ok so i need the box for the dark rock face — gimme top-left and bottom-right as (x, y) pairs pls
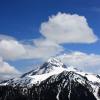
(98, 87), (100, 97)
(0, 71), (97, 100)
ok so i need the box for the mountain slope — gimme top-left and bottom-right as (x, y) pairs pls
(0, 57), (100, 100)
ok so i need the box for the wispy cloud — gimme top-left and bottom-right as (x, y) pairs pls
(91, 7), (100, 13)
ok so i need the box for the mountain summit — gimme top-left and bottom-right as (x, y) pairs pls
(0, 57), (100, 100)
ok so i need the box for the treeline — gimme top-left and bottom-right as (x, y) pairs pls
(0, 78), (97, 100)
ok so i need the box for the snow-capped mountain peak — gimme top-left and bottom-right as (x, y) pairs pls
(27, 57), (66, 75)
(47, 57), (64, 67)
(0, 56), (100, 100)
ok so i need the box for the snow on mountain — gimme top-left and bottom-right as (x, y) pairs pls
(0, 56), (100, 86)
(0, 56), (100, 100)
(0, 57), (66, 87)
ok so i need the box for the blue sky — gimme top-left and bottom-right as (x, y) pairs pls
(0, 0), (100, 77)
(0, 0), (100, 40)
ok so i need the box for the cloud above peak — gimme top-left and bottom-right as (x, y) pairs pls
(0, 12), (98, 61)
(40, 12), (98, 44)
(58, 51), (100, 73)
(0, 36), (64, 61)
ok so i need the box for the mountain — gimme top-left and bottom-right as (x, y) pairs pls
(0, 57), (100, 100)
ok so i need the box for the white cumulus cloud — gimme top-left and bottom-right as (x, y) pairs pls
(0, 39), (26, 60)
(23, 39), (64, 60)
(0, 13), (98, 61)
(0, 35), (64, 60)
(0, 57), (20, 74)
(40, 12), (98, 44)
(58, 51), (100, 73)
